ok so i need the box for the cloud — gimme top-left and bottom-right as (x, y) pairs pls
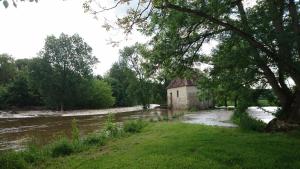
(0, 0), (143, 75)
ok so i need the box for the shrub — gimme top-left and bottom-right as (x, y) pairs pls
(83, 133), (106, 146)
(124, 119), (147, 133)
(21, 145), (43, 165)
(0, 151), (28, 169)
(51, 138), (74, 157)
(71, 118), (80, 143)
(233, 111), (266, 132)
(103, 113), (122, 137)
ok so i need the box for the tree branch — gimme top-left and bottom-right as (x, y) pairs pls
(161, 1), (278, 62)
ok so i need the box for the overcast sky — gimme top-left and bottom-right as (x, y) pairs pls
(0, 0), (148, 75)
(0, 0), (225, 75)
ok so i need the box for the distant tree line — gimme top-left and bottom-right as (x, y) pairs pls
(0, 34), (167, 110)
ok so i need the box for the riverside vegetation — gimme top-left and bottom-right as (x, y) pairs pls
(0, 114), (148, 169)
(1, 113), (300, 169)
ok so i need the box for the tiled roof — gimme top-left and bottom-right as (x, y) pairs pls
(167, 78), (197, 89)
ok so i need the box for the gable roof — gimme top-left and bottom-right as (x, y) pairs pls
(167, 78), (197, 89)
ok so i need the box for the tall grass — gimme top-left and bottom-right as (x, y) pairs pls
(124, 119), (147, 133)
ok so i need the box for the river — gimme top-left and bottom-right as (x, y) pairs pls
(0, 106), (276, 151)
(0, 106), (172, 151)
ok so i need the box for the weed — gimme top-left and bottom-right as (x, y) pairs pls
(124, 119), (147, 133)
(51, 137), (74, 157)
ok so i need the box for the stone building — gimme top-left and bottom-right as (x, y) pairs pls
(167, 78), (213, 110)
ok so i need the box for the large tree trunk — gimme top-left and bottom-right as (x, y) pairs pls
(266, 91), (300, 131)
(234, 96), (238, 108)
(224, 96), (228, 108)
(279, 90), (300, 123)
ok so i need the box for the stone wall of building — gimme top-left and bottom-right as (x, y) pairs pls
(167, 86), (213, 110)
(167, 86), (188, 109)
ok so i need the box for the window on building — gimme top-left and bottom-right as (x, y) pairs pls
(177, 90), (179, 97)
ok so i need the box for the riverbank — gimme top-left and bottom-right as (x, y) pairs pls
(28, 122), (300, 169)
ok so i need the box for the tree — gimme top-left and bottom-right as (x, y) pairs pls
(0, 54), (16, 85)
(105, 62), (139, 107)
(119, 43), (153, 108)
(5, 73), (41, 107)
(5, 58), (42, 107)
(30, 33), (98, 110)
(87, 0), (300, 124)
(85, 79), (115, 108)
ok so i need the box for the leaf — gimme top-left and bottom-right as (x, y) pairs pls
(12, 0), (17, 7)
(3, 0), (8, 8)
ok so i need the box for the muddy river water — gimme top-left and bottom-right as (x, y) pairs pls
(0, 106), (276, 151)
(0, 106), (175, 151)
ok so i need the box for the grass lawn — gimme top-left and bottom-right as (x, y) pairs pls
(37, 122), (300, 169)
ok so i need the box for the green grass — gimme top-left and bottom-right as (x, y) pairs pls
(36, 122), (300, 169)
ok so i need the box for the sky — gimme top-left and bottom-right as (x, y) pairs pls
(0, 0), (229, 75)
(0, 0), (148, 75)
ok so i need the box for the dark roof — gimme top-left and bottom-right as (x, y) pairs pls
(167, 78), (197, 89)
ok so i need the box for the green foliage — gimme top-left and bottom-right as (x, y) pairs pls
(85, 80), (115, 108)
(124, 119), (147, 133)
(20, 145), (44, 165)
(103, 113), (121, 137)
(0, 85), (8, 109)
(71, 119), (80, 143)
(29, 33), (98, 110)
(83, 133), (106, 146)
(0, 54), (16, 84)
(105, 45), (167, 108)
(50, 138), (74, 157)
(0, 151), (28, 169)
(105, 62), (138, 106)
(233, 111), (266, 132)
(6, 73), (41, 107)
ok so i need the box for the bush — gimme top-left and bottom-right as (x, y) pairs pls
(51, 138), (74, 157)
(83, 133), (106, 146)
(124, 119), (147, 133)
(21, 145), (43, 165)
(71, 119), (80, 143)
(0, 151), (28, 169)
(233, 111), (266, 132)
(103, 113), (122, 137)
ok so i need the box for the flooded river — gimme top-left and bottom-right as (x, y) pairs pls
(0, 107), (172, 151)
(0, 106), (276, 151)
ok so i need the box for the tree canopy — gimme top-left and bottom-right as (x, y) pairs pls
(87, 0), (300, 123)
(30, 33), (98, 110)
(0, 33), (116, 110)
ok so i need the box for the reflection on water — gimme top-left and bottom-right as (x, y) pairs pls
(0, 108), (172, 151)
(182, 109), (237, 127)
(247, 106), (277, 123)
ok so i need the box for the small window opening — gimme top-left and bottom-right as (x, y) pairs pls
(177, 90), (179, 97)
